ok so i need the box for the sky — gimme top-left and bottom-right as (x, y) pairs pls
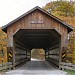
(0, 0), (53, 27)
(0, 0), (73, 27)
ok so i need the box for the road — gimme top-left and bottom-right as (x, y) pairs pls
(2, 59), (67, 75)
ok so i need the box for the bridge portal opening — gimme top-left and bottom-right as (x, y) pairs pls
(31, 49), (45, 61)
(13, 29), (61, 68)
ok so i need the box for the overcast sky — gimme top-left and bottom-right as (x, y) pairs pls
(0, 0), (73, 27)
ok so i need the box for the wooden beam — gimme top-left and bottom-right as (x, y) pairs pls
(59, 37), (61, 65)
(14, 37), (29, 49)
(12, 38), (16, 69)
(49, 44), (59, 50)
(50, 38), (60, 47)
(15, 54), (27, 55)
(15, 44), (26, 51)
(48, 54), (59, 56)
(49, 46), (59, 51)
(13, 29), (20, 36)
(50, 30), (59, 39)
(45, 38), (60, 50)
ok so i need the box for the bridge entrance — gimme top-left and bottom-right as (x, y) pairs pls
(2, 6), (73, 69)
(13, 29), (61, 68)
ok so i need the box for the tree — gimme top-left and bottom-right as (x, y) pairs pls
(43, 1), (60, 13)
(43, 1), (75, 17)
(57, 1), (75, 16)
(0, 28), (7, 64)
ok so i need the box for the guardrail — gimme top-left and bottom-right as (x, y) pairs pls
(59, 62), (75, 70)
(0, 62), (12, 72)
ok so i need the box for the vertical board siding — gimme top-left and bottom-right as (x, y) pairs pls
(7, 10), (68, 48)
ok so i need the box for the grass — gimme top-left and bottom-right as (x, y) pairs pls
(65, 70), (75, 75)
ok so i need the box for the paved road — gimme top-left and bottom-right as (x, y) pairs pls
(3, 60), (67, 75)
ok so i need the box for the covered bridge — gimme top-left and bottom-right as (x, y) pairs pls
(2, 6), (73, 69)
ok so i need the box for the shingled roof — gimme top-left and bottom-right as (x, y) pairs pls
(2, 6), (73, 33)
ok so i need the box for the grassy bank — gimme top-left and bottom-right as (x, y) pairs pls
(65, 70), (75, 75)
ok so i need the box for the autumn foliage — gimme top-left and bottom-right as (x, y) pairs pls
(0, 28), (7, 64)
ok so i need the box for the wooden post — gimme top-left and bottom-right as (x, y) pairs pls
(29, 50), (31, 61)
(12, 38), (16, 69)
(48, 50), (49, 59)
(26, 49), (27, 59)
(59, 38), (62, 69)
(45, 50), (46, 60)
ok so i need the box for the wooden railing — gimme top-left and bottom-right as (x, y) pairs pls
(59, 62), (75, 70)
(0, 62), (12, 72)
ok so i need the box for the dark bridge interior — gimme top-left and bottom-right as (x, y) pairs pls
(13, 29), (61, 67)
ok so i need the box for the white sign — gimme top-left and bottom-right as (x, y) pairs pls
(30, 20), (44, 24)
